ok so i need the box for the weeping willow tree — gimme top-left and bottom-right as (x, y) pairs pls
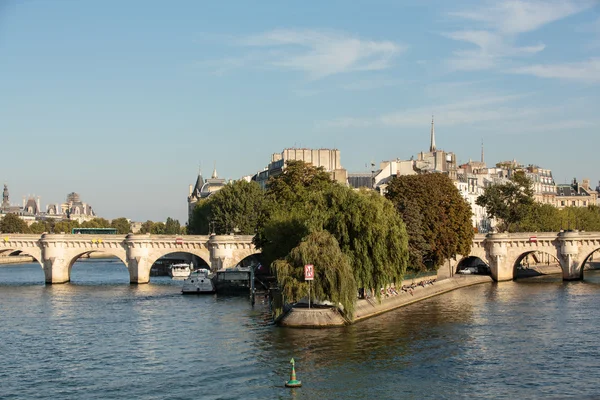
(273, 230), (357, 319)
(324, 186), (409, 298)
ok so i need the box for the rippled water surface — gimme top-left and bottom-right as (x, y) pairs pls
(2, 260), (600, 399)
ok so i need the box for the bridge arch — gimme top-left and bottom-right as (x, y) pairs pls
(581, 247), (600, 278)
(146, 248), (212, 271)
(511, 250), (562, 279)
(65, 250), (129, 282)
(456, 256), (490, 275)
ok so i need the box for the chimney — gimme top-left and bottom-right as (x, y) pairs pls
(189, 184), (193, 196)
(582, 179), (590, 190)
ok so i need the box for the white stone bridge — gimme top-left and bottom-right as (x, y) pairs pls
(0, 234), (257, 284)
(2, 231), (599, 284)
(455, 231), (600, 281)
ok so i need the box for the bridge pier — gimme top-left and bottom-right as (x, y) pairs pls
(487, 234), (514, 281)
(559, 232), (584, 281)
(43, 257), (70, 284)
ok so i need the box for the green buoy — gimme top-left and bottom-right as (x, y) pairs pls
(285, 358), (302, 388)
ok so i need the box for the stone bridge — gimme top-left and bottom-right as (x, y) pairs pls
(0, 234), (257, 284)
(453, 231), (600, 281)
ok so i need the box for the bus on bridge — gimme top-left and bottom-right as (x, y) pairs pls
(71, 227), (118, 235)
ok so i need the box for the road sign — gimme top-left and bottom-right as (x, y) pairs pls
(529, 236), (537, 243)
(175, 237), (183, 245)
(304, 264), (314, 280)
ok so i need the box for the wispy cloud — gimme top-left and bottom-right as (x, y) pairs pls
(509, 58), (600, 83)
(445, 0), (594, 71)
(323, 93), (533, 128)
(340, 77), (408, 91)
(237, 29), (406, 79)
(450, 0), (594, 34)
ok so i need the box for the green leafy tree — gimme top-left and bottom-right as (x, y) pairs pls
(151, 222), (166, 234)
(257, 161), (409, 301)
(476, 172), (534, 232)
(520, 203), (561, 232)
(386, 173), (474, 271)
(273, 230), (357, 319)
(188, 198), (213, 234)
(28, 221), (48, 234)
(110, 217), (131, 234)
(139, 220), (155, 234)
(55, 220), (80, 233)
(164, 217), (181, 234)
(324, 186), (409, 294)
(0, 213), (30, 233)
(189, 180), (267, 235)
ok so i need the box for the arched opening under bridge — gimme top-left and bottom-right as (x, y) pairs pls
(456, 256), (490, 276)
(150, 251), (210, 280)
(581, 248), (600, 279)
(0, 250), (44, 284)
(69, 251), (129, 284)
(513, 251), (562, 279)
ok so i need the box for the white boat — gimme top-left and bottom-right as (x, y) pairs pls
(182, 269), (215, 294)
(169, 263), (192, 278)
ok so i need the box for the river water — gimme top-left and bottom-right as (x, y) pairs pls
(1, 259), (600, 399)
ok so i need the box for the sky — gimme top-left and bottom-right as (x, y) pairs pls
(1, 0), (599, 224)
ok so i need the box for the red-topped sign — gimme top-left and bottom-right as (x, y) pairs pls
(304, 264), (314, 281)
(175, 237), (184, 245)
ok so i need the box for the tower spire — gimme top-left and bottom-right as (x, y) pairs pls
(212, 161), (218, 179)
(481, 139), (485, 164)
(430, 115), (436, 152)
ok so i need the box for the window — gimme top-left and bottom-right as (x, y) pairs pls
(572, 201), (576, 206)
(561, 201), (565, 206)
(583, 201), (587, 206)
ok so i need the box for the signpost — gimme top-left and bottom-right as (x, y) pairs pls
(304, 264), (314, 309)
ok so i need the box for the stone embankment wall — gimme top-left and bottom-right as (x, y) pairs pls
(278, 275), (493, 328)
(0, 255), (34, 265)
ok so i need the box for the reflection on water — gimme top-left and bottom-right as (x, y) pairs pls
(1, 262), (600, 399)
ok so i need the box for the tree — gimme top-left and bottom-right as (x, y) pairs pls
(110, 217), (131, 234)
(265, 160), (333, 205)
(519, 203), (561, 232)
(476, 172), (534, 232)
(164, 217), (181, 235)
(28, 221), (48, 234)
(256, 161), (409, 300)
(139, 220), (155, 234)
(151, 222), (166, 234)
(0, 213), (30, 233)
(209, 180), (266, 235)
(323, 186), (409, 294)
(54, 220), (80, 234)
(386, 173), (474, 271)
(272, 230), (357, 319)
(188, 198), (213, 235)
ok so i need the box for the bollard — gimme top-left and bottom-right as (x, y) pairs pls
(285, 358), (302, 388)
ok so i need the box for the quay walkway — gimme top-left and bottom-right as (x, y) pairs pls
(278, 275), (493, 328)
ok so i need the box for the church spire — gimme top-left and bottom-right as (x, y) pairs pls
(430, 115), (436, 152)
(212, 161), (218, 179)
(481, 139), (485, 164)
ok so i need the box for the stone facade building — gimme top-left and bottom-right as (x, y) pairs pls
(187, 166), (226, 223)
(253, 148), (348, 189)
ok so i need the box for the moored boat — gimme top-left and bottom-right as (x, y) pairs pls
(182, 269), (215, 294)
(169, 263), (192, 278)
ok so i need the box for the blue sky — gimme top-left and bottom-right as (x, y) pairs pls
(1, 0), (599, 223)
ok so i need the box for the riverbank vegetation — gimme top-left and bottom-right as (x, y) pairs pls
(189, 161), (476, 318)
(385, 173), (474, 271)
(1, 216), (184, 235)
(476, 173), (600, 232)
